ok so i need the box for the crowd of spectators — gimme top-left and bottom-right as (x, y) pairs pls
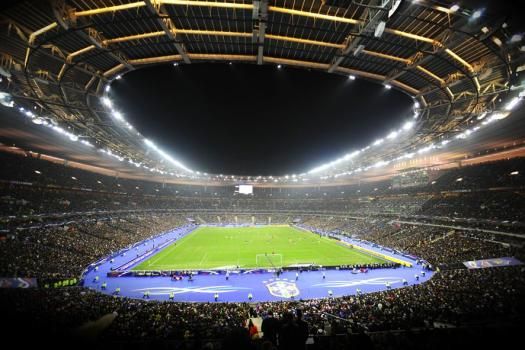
(4, 210), (519, 279)
(1, 151), (524, 347)
(0, 213), (188, 279)
(297, 218), (521, 269)
(2, 265), (523, 348)
(1, 152), (524, 227)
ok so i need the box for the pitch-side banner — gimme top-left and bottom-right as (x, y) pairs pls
(0, 278), (38, 288)
(463, 257), (523, 269)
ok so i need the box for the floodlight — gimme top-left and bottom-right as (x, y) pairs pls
(101, 97), (112, 107)
(471, 9), (483, 20)
(374, 21), (386, 38)
(403, 121), (415, 130)
(387, 131), (398, 139)
(373, 138), (384, 146)
(113, 111), (124, 121)
(510, 34), (523, 43)
(505, 97), (521, 110)
(0, 92), (14, 107)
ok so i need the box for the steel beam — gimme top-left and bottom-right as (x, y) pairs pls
(253, 0), (268, 65)
(144, 0), (190, 64)
(328, 0), (392, 73)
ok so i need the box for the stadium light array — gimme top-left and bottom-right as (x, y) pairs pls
(306, 88), (524, 182)
(99, 94), (199, 177)
(143, 139), (193, 173)
(309, 115), (417, 174)
(13, 71), (524, 184)
(12, 100), (164, 172)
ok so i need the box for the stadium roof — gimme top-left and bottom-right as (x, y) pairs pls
(0, 0), (524, 185)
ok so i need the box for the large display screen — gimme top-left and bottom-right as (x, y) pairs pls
(238, 185), (253, 195)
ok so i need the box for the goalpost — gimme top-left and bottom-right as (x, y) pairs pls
(255, 254), (283, 268)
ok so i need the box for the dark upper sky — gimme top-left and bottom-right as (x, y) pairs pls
(110, 63), (414, 176)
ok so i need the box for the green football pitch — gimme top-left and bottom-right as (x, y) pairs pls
(133, 225), (388, 270)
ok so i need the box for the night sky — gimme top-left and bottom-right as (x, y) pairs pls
(111, 63), (413, 175)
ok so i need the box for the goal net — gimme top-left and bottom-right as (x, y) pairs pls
(255, 254), (283, 268)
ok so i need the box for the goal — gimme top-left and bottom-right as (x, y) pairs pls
(255, 253), (283, 268)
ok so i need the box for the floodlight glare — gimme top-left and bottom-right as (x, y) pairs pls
(143, 138), (192, 173)
(0, 92), (14, 107)
(387, 131), (398, 140)
(101, 97), (112, 108)
(510, 34), (523, 43)
(403, 121), (415, 130)
(373, 138), (384, 146)
(505, 97), (521, 110)
(471, 9), (483, 20)
(112, 111), (124, 121)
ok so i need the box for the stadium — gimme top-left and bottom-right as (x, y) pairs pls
(0, 0), (524, 349)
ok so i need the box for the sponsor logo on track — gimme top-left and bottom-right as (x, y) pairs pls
(131, 285), (249, 295)
(312, 277), (402, 288)
(264, 278), (300, 298)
